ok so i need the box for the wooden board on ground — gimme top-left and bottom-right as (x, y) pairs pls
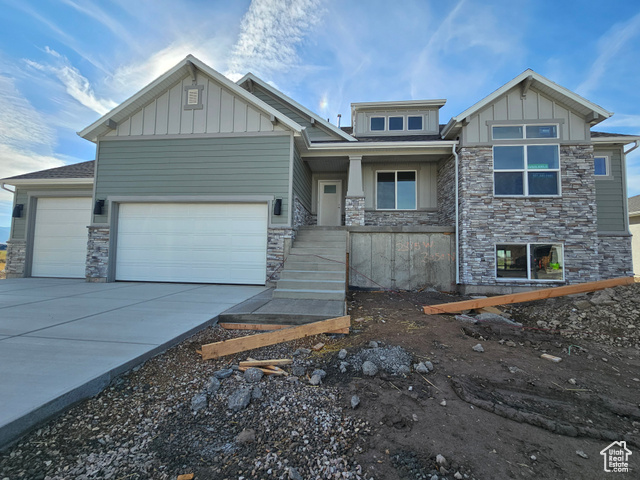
(219, 323), (349, 334)
(423, 277), (635, 315)
(200, 316), (350, 360)
(239, 359), (292, 367)
(476, 306), (504, 315)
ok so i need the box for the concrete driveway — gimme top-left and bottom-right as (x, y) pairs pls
(0, 278), (267, 449)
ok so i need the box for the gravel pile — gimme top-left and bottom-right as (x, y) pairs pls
(508, 284), (640, 349)
(349, 343), (413, 375)
(0, 327), (372, 480)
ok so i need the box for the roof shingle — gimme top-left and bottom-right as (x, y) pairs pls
(2, 160), (95, 181)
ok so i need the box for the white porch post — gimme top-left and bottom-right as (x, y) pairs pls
(346, 155), (365, 226)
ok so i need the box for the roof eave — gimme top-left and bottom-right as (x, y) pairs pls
(592, 136), (640, 144)
(0, 178), (94, 186)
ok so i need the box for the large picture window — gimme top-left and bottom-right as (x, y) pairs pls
(496, 243), (564, 281)
(493, 145), (560, 196)
(376, 171), (416, 210)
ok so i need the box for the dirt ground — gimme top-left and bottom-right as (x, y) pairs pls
(0, 285), (638, 479)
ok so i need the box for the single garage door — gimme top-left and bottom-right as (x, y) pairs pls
(116, 203), (268, 284)
(32, 197), (92, 278)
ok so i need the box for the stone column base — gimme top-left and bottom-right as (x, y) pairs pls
(86, 226), (110, 281)
(5, 240), (27, 277)
(345, 196), (365, 226)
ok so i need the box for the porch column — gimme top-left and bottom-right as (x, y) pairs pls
(345, 155), (365, 226)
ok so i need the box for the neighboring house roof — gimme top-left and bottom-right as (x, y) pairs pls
(442, 69), (613, 139)
(591, 131), (640, 144)
(629, 194), (640, 216)
(1, 161), (95, 184)
(78, 55), (305, 142)
(237, 73), (356, 142)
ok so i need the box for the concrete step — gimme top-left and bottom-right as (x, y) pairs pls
(280, 270), (345, 281)
(295, 231), (347, 240)
(298, 226), (347, 231)
(272, 289), (345, 301)
(283, 261), (345, 272)
(291, 240), (347, 248)
(276, 278), (345, 291)
(284, 254), (345, 265)
(289, 247), (346, 257)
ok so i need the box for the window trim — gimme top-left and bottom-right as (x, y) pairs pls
(375, 170), (418, 210)
(594, 155), (612, 179)
(493, 144), (562, 197)
(388, 116), (404, 131)
(491, 123), (560, 140)
(495, 243), (565, 282)
(370, 116), (385, 131)
(367, 114), (427, 134)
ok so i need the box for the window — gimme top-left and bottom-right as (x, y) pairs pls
(496, 243), (563, 281)
(408, 116), (423, 130)
(376, 171), (416, 210)
(371, 117), (385, 131)
(493, 145), (560, 196)
(594, 156), (609, 176)
(389, 116), (403, 130)
(492, 124), (558, 140)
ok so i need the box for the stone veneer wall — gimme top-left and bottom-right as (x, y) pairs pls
(5, 240), (26, 278)
(365, 210), (439, 226)
(293, 196), (314, 228)
(437, 155), (456, 226)
(345, 196), (365, 226)
(458, 145), (600, 287)
(86, 226), (110, 282)
(267, 227), (294, 283)
(597, 235), (634, 279)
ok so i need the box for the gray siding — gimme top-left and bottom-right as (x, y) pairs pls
(292, 146), (312, 210)
(463, 86), (588, 145)
(595, 146), (626, 232)
(10, 185), (92, 240)
(250, 88), (339, 142)
(94, 135), (292, 224)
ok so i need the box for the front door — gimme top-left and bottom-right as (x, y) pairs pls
(318, 180), (342, 226)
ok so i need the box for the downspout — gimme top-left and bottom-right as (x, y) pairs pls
(624, 140), (639, 155)
(452, 143), (460, 285)
(1, 183), (15, 194)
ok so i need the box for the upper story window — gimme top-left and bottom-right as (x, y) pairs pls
(594, 155), (610, 177)
(371, 117), (385, 131)
(493, 145), (560, 196)
(492, 124), (558, 140)
(376, 171), (416, 210)
(369, 114), (425, 134)
(389, 116), (403, 130)
(408, 116), (423, 130)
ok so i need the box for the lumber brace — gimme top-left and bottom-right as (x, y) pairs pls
(423, 277), (634, 315)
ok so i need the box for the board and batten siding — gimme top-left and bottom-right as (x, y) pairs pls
(10, 185), (92, 241)
(104, 72), (286, 138)
(362, 162), (438, 210)
(94, 136), (292, 225)
(250, 88), (338, 142)
(595, 146), (626, 232)
(462, 86), (588, 145)
(292, 147), (312, 211)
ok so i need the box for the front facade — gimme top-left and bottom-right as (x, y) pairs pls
(2, 56), (636, 293)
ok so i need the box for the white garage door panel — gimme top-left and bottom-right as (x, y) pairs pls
(32, 197), (91, 278)
(116, 203), (268, 284)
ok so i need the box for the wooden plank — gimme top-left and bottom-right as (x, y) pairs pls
(219, 323), (348, 334)
(238, 366), (286, 376)
(423, 277), (634, 314)
(476, 306), (503, 315)
(201, 316), (350, 360)
(239, 359), (292, 367)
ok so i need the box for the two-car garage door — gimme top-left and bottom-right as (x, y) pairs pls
(115, 203), (268, 284)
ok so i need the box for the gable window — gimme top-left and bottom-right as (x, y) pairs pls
(371, 117), (385, 131)
(376, 171), (416, 210)
(408, 116), (423, 130)
(594, 156), (610, 176)
(496, 243), (564, 281)
(492, 124), (558, 140)
(494, 145), (560, 196)
(389, 116), (403, 130)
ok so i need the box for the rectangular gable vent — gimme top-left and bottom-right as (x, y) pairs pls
(184, 85), (204, 110)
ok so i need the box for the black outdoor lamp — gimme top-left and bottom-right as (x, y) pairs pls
(273, 198), (282, 215)
(12, 204), (23, 218)
(93, 199), (105, 215)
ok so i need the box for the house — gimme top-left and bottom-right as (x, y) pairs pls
(2, 55), (637, 295)
(630, 194), (640, 275)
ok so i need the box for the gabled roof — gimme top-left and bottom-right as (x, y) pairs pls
(1, 160), (95, 185)
(236, 73), (356, 142)
(78, 55), (304, 142)
(629, 194), (640, 216)
(442, 69), (613, 139)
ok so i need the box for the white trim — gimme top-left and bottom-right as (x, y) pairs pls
(594, 154), (612, 178)
(236, 73), (356, 142)
(493, 144), (561, 197)
(495, 242), (565, 282)
(352, 99), (446, 110)
(374, 170), (417, 210)
(592, 136), (640, 144)
(491, 123), (560, 141)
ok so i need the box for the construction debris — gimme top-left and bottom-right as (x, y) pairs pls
(177, 474), (194, 480)
(238, 359), (292, 368)
(541, 354), (562, 363)
(312, 342), (325, 351)
(423, 277), (634, 314)
(199, 316), (350, 360)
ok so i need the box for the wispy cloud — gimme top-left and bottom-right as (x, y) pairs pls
(577, 12), (640, 96)
(225, 0), (325, 81)
(24, 48), (118, 115)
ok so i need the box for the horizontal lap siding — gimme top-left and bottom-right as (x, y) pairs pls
(595, 147), (625, 232)
(292, 147), (312, 210)
(95, 136), (291, 224)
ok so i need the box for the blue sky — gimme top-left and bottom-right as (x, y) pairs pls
(1, 0), (640, 235)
